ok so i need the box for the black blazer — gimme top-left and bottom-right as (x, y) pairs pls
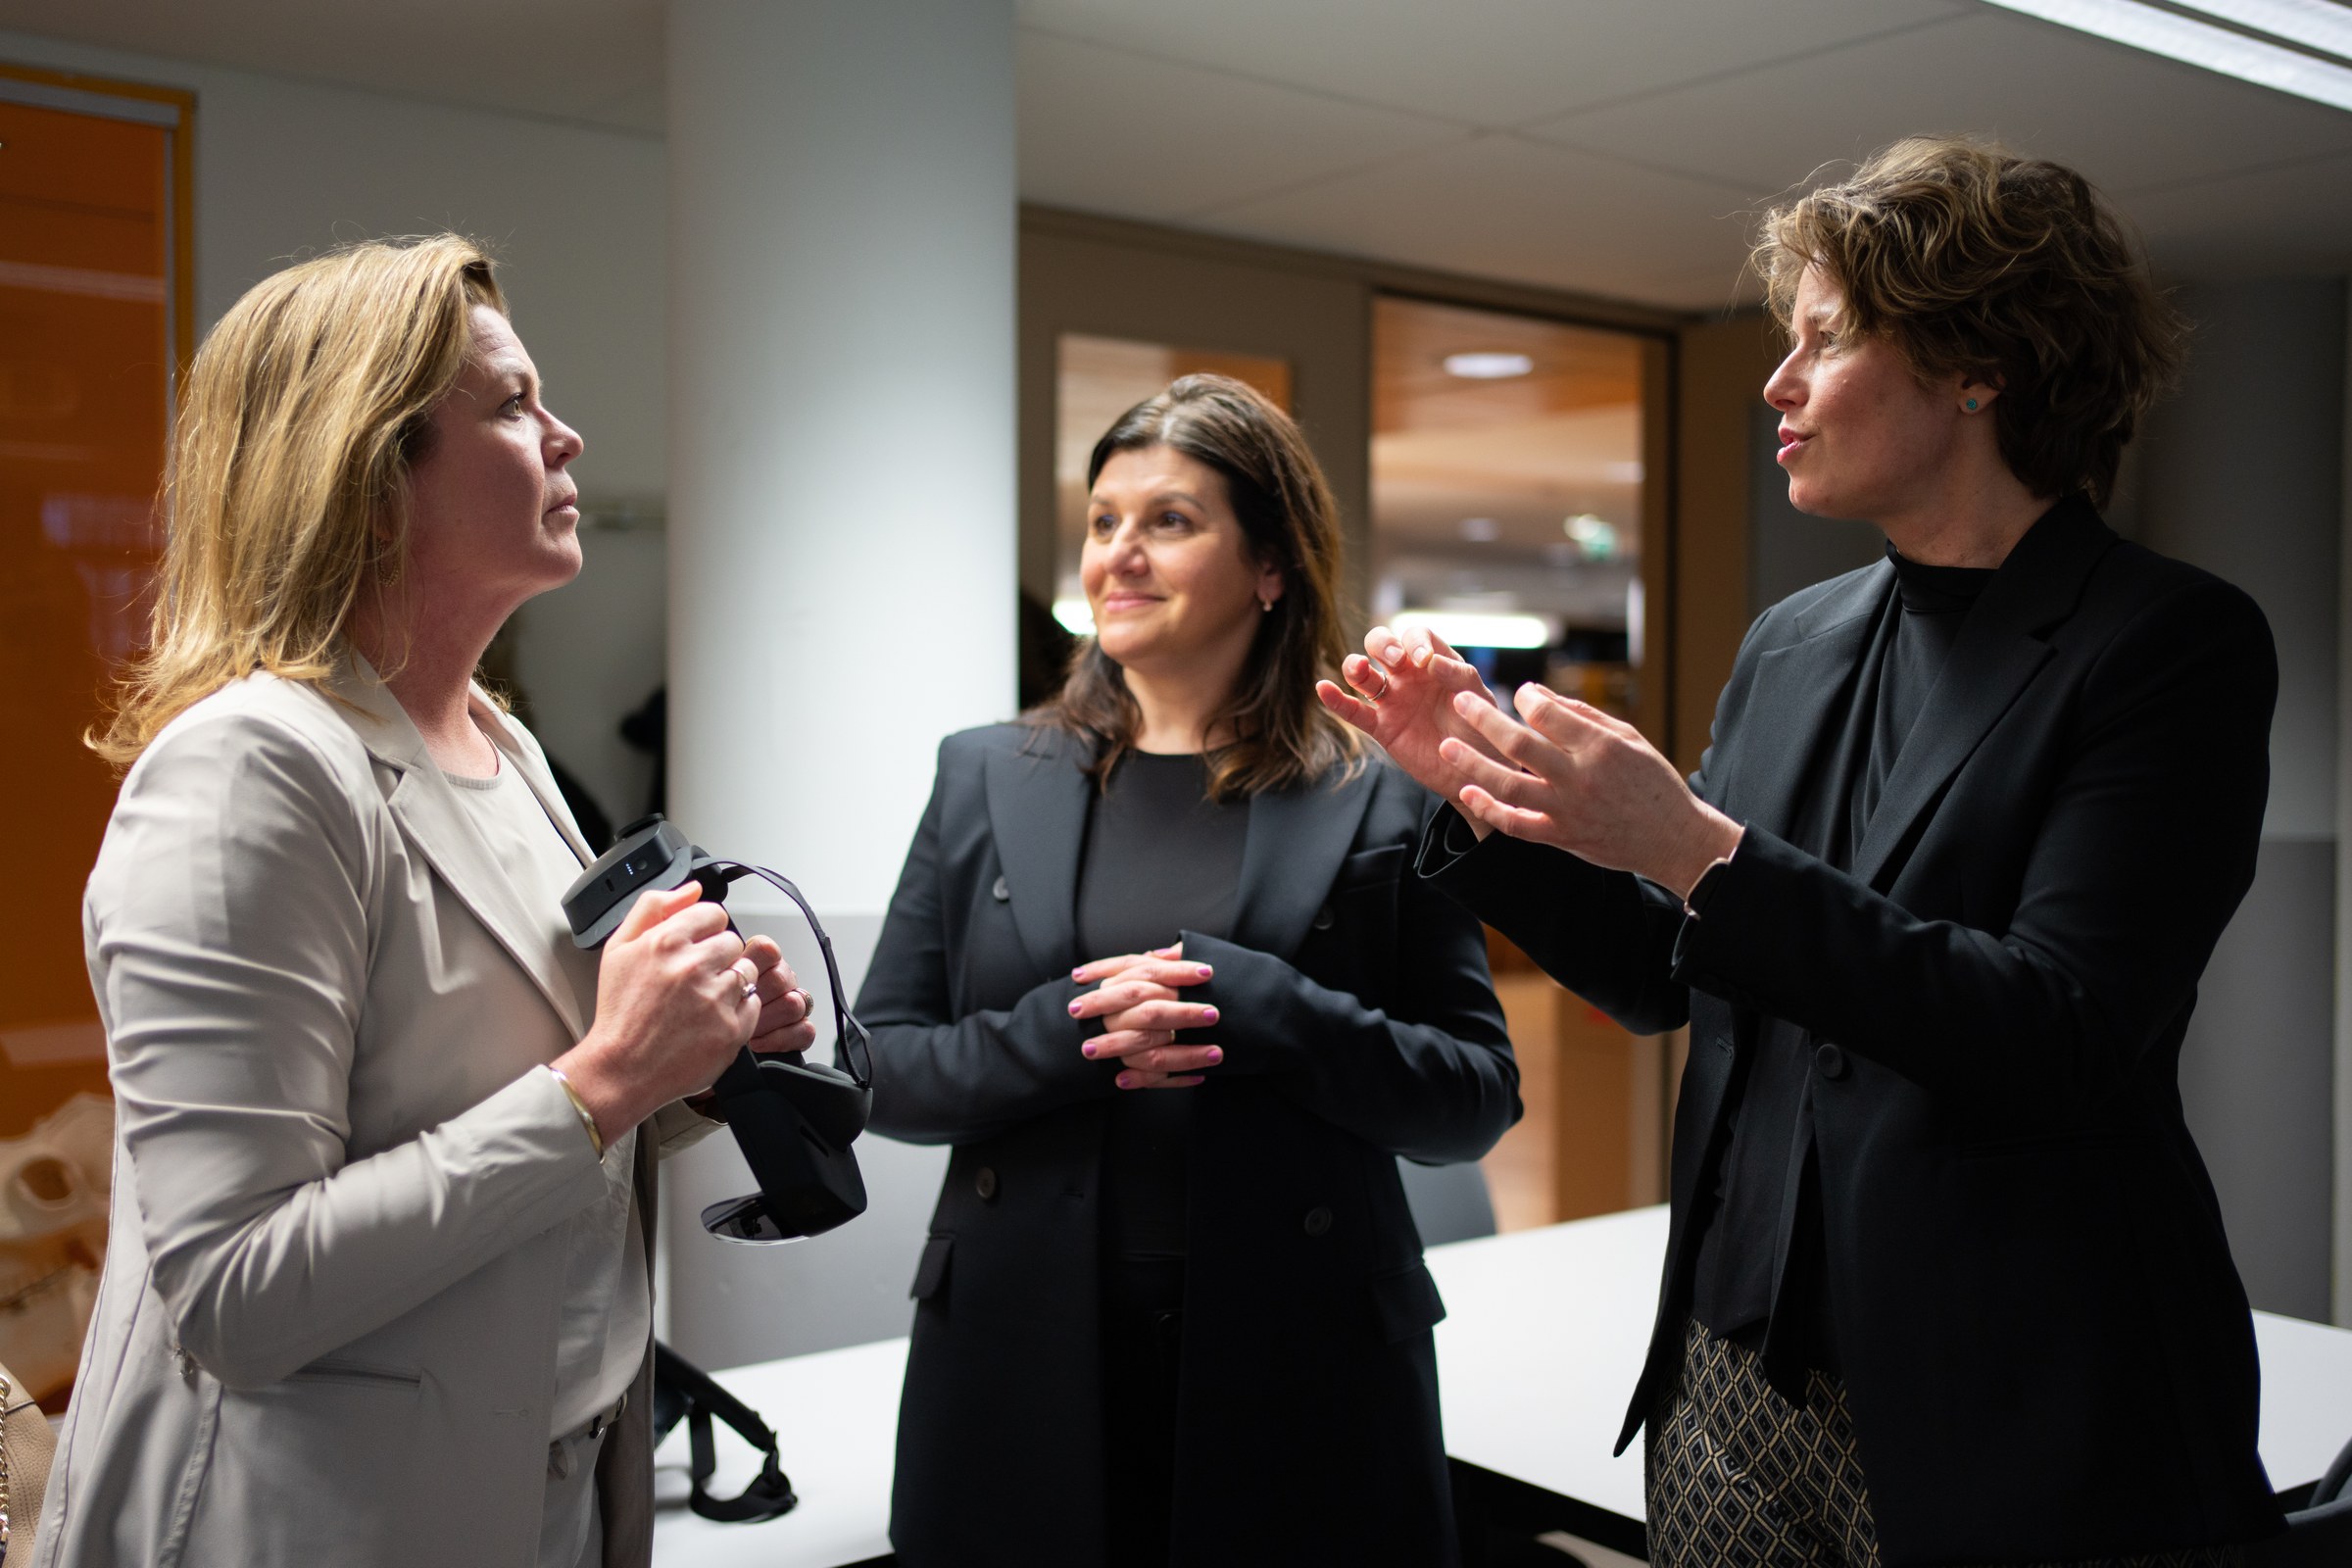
(859, 722), (1517, 1568)
(1426, 501), (2282, 1564)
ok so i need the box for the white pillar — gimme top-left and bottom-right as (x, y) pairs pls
(663, 0), (1015, 1367)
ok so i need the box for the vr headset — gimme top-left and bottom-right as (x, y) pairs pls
(562, 814), (872, 1244)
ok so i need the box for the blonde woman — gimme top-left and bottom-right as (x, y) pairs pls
(33, 237), (819, 1568)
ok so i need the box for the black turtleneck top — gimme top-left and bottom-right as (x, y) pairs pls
(1687, 545), (1996, 1362)
(1074, 751), (1250, 1262)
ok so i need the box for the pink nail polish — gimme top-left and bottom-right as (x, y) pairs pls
(1068, 1001), (1083, 1016)
(1201, 1006), (1219, 1023)
(1083, 1042), (1097, 1057)
(1196, 964), (1213, 979)
(1207, 1047), (1223, 1063)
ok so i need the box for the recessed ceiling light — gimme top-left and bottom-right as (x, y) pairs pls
(1443, 351), (1535, 380)
(1459, 515), (1499, 541)
(1564, 514), (1619, 561)
(1980, 0), (2352, 111)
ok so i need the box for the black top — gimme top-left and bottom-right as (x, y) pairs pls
(1075, 751), (1250, 1260)
(1688, 545), (1993, 1357)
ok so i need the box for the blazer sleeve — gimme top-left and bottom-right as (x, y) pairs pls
(858, 756), (1099, 1146)
(1671, 576), (2276, 1106)
(1175, 795), (1521, 1165)
(88, 711), (614, 1390)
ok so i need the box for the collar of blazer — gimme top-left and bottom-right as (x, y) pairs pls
(982, 724), (1380, 973)
(326, 653), (593, 1040)
(1738, 495), (2116, 893)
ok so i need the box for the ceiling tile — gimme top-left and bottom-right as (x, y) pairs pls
(1016, 0), (1969, 128)
(1194, 133), (1765, 311)
(1017, 27), (1464, 222)
(0, 0), (665, 133)
(2130, 151), (2352, 277)
(1530, 9), (2352, 199)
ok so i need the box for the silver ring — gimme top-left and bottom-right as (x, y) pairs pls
(794, 987), (815, 1016)
(1366, 665), (1391, 700)
(741, 980), (760, 1003)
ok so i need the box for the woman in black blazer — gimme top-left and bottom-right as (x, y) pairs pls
(859, 375), (1516, 1568)
(1324, 139), (2279, 1566)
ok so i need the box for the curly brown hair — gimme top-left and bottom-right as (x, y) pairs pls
(1031, 373), (1363, 799)
(1754, 135), (2184, 509)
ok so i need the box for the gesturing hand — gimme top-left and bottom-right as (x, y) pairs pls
(1316, 625), (1509, 829)
(1068, 944), (1222, 1090)
(1439, 681), (1743, 897)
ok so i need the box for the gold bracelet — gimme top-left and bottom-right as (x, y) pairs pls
(546, 1066), (605, 1159)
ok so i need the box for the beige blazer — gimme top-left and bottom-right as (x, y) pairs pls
(33, 662), (710, 1568)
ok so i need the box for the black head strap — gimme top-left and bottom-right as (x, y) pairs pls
(653, 1343), (798, 1524)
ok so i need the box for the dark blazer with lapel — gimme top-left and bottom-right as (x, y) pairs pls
(859, 722), (1518, 1568)
(1426, 501), (2282, 1564)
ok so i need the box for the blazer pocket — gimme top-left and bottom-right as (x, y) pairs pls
(1334, 844), (1407, 893)
(909, 1233), (955, 1300)
(1366, 1260), (1446, 1346)
(283, 1356), (424, 1394)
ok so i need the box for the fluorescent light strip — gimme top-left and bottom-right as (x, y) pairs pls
(2171, 0), (2352, 63)
(1391, 610), (1552, 651)
(1980, 0), (2352, 110)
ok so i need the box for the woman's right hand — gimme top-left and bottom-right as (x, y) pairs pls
(1316, 626), (1513, 831)
(1069, 945), (1221, 1089)
(552, 884), (760, 1145)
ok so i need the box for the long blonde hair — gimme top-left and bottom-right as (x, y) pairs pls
(91, 234), (506, 768)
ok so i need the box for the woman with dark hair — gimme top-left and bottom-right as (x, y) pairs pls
(860, 374), (1517, 1567)
(1324, 138), (2282, 1565)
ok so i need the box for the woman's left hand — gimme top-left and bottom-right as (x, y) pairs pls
(1441, 682), (1744, 898)
(743, 935), (820, 1055)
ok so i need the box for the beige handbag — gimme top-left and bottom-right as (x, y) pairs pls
(0, 1357), (56, 1567)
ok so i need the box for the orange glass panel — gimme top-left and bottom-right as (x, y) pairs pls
(0, 99), (171, 1136)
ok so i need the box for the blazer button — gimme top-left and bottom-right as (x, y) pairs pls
(1302, 1205), (1333, 1238)
(1311, 903), (1336, 932)
(992, 875), (1009, 903)
(1815, 1044), (1849, 1081)
(976, 1166), (1000, 1201)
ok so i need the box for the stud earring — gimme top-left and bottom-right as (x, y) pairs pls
(1258, 596), (1275, 613)
(1964, 397), (1980, 412)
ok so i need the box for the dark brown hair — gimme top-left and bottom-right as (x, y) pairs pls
(1031, 373), (1363, 799)
(1755, 135), (2184, 509)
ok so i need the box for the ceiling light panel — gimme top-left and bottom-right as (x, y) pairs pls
(2169, 0), (2352, 63)
(1979, 0), (2352, 111)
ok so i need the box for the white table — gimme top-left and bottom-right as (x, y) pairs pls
(653, 1205), (2352, 1566)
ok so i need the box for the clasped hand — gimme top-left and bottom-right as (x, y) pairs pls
(1315, 625), (1741, 897)
(1067, 945), (1223, 1090)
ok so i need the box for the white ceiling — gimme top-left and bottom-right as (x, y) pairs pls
(8, 0), (2352, 308)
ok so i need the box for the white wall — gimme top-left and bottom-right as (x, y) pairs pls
(2140, 278), (2346, 1324)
